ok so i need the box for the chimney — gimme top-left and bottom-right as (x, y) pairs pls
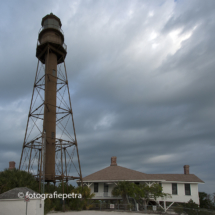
(110, 157), (117, 166)
(184, 165), (189, 174)
(9, 161), (16, 170)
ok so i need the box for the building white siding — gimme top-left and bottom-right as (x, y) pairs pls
(157, 183), (199, 204)
(0, 199), (44, 215)
(88, 181), (199, 204)
(89, 183), (118, 198)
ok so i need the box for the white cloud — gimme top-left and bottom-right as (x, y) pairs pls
(147, 154), (176, 163)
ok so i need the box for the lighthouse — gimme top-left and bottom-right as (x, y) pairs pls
(19, 13), (82, 186)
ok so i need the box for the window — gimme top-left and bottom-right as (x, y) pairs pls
(134, 182), (139, 185)
(185, 184), (191, 195)
(172, 183), (177, 195)
(94, 183), (98, 192)
(104, 184), (108, 197)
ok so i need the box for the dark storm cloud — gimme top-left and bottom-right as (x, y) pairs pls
(0, 0), (215, 193)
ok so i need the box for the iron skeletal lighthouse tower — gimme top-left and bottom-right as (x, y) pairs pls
(19, 13), (82, 186)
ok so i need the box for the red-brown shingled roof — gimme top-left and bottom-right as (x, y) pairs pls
(82, 165), (204, 183)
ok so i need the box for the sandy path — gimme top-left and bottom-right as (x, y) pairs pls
(48, 210), (156, 215)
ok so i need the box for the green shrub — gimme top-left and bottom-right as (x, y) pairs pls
(44, 198), (54, 215)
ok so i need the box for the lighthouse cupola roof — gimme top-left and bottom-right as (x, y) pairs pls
(41, 13), (62, 28)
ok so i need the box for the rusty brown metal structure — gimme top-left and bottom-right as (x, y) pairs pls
(19, 13), (82, 187)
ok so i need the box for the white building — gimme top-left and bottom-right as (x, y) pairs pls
(0, 187), (44, 215)
(81, 157), (204, 211)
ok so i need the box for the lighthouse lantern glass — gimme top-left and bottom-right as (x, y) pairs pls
(43, 18), (60, 30)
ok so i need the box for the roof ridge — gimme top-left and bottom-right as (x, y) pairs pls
(82, 165), (146, 178)
(115, 165), (146, 174)
(83, 165), (147, 180)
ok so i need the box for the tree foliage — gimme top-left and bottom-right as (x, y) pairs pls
(43, 185), (95, 213)
(112, 181), (136, 204)
(199, 192), (215, 209)
(173, 200), (200, 215)
(112, 181), (171, 205)
(135, 182), (171, 204)
(73, 185), (95, 199)
(0, 168), (38, 193)
(70, 185), (95, 210)
(174, 198), (215, 215)
(53, 182), (75, 194)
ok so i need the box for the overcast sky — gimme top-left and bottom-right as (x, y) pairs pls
(1, 0), (215, 193)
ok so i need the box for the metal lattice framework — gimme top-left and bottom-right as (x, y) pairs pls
(19, 46), (82, 186)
